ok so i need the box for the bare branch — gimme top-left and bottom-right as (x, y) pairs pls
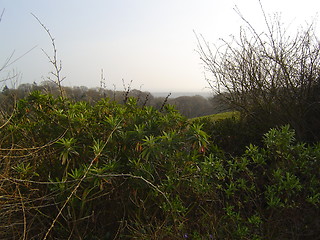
(197, 4), (320, 140)
(31, 13), (65, 98)
(0, 8), (5, 23)
(0, 46), (38, 73)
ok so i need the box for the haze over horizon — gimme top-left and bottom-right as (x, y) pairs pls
(0, 0), (319, 92)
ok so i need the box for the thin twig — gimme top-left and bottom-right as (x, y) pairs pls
(0, 46), (38, 73)
(160, 93), (171, 112)
(17, 187), (27, 240)
(0, 8), (5, 22)
(89, 173), (171, 206)
(31, 13), (65, 98)
(0, 130), (67, 152)
(42, 119), (122, 240)
(0, 99), (16, 130)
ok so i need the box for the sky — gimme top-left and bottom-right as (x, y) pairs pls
(0, 0), (319, 93)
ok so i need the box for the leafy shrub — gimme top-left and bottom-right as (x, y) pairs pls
(0, 92), (319, 239)
(194, 114), (261, 155)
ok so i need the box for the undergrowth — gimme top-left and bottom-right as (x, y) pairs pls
(0, 92), (319, 239)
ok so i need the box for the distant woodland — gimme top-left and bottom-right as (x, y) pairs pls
(0, 81), (231, 118)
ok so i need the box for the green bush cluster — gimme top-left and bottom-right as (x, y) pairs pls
(0, 92), (319, 239)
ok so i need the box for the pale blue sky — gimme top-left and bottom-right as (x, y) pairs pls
(0, 0), (319, 92)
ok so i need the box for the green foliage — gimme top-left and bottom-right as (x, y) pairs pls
(190, 110), (239, 122)
(195, 114), (261, 155)
(12, 162), (39, 179)
(0, 93), (319, 239)
(57, 137), (78, 165)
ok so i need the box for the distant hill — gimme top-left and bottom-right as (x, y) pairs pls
(151, 91), (213, 98)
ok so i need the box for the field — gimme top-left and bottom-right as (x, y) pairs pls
(190, 111), (240, 122)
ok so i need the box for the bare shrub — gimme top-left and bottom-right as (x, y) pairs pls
(197, 2), (320, 141)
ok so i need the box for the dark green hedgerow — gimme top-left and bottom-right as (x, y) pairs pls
(0, 92), (319, 239)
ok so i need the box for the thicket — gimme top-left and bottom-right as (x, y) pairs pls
(197, 4), (320, 144)
(0, 92), (319, 239)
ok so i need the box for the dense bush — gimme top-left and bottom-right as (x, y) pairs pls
(197, 10), (320, 143)
(0, 92), (319, 239)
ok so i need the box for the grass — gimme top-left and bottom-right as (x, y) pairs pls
(190, 111), (240, 122)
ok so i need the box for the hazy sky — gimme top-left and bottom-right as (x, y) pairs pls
(0, 0), (319, 92)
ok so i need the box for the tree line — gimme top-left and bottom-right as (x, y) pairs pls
(0, 80), (231, 119)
